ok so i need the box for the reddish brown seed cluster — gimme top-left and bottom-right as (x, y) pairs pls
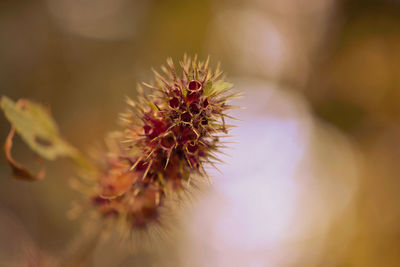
(91, 56), (238, 231)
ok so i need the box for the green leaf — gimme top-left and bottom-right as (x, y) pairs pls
(1, 96), (77, 160)
(204, 80), (233, 97)
(203, 81), (213, 96)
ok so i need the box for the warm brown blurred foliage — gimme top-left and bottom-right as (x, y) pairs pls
(1, 0), (400, 266)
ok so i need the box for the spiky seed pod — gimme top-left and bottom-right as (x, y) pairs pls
(91, 55), (238, 232)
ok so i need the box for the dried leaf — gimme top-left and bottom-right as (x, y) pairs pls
(99, 171), (138, 199)
(4, 127), (45, 181)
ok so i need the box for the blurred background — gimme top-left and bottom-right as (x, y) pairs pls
(1, 0), (400, 266)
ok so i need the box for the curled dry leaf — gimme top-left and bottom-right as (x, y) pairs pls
(99, 171), (139, 199)
(4, 127), (45, 181)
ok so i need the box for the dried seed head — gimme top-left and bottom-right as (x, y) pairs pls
(86, 56), (238, 235)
